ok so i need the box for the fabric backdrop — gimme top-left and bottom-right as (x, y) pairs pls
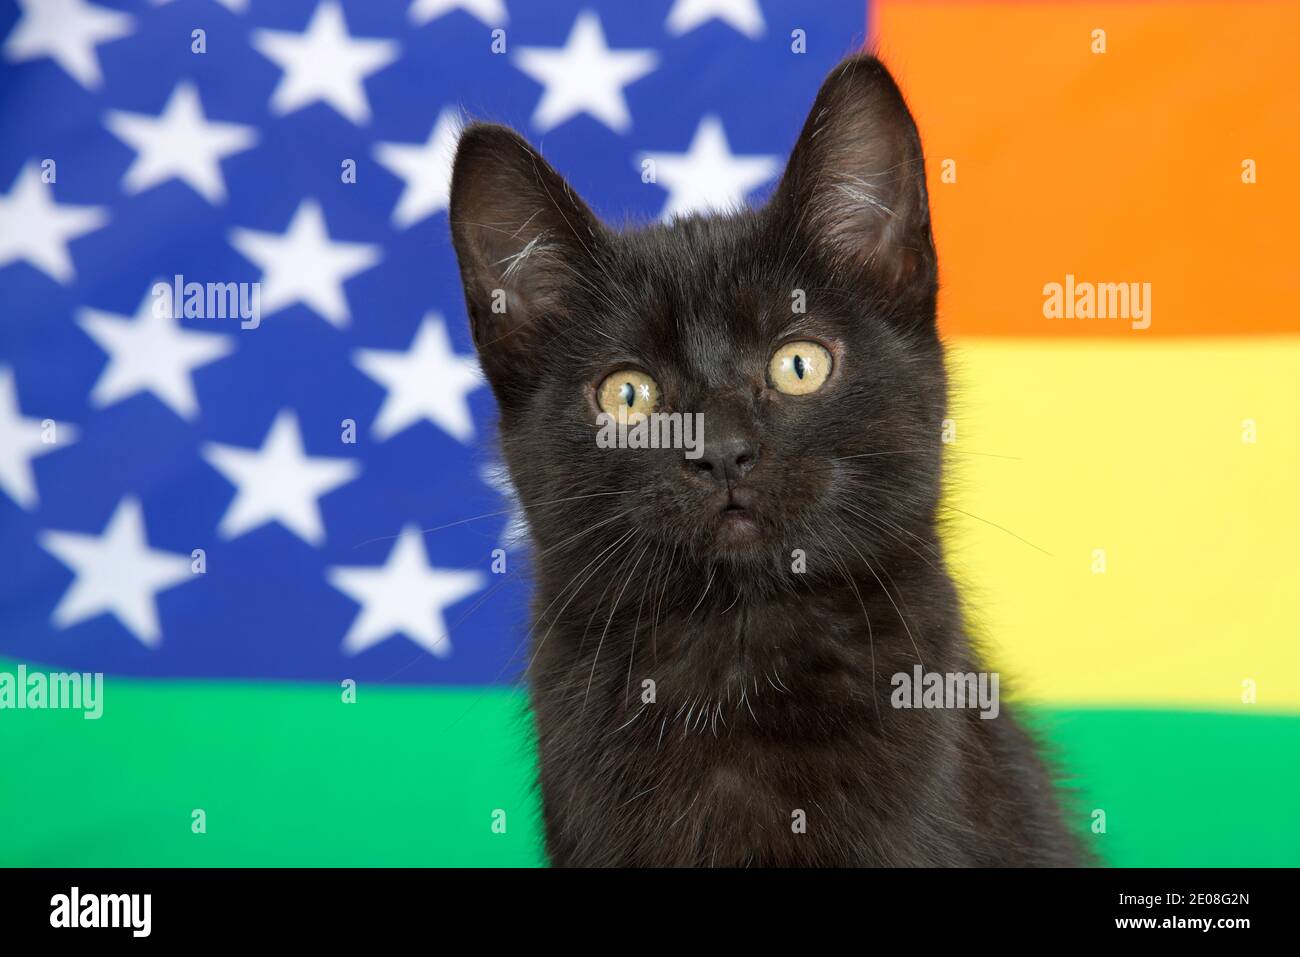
(1, 0), (1295, 866)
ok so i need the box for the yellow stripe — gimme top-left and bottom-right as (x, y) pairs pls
(940, 337), (1300, 709)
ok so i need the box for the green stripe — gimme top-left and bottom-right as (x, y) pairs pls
(1, 664), (1296, 866)
(1036, 707), (1300, 867)
(0, 671), (545, 867)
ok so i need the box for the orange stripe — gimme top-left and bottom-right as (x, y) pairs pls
(873, 0), (1300, 338)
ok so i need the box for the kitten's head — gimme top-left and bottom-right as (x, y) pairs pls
(450, 55), (943, 591)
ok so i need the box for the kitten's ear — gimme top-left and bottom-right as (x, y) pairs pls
(449, 123), (604, 399)
(771, 54), (935, 295)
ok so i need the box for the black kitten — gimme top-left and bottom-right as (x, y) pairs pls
(449, 54), (1085, 867)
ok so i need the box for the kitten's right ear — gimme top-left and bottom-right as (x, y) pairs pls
(449, 123), (605, 402)
(770, 54), (935, 298)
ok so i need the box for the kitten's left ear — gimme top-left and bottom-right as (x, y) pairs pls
(770, 54), (936, 296)
(449, 123), (606, 405)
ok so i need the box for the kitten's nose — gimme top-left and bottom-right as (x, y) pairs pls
(691, 434), (759, 485)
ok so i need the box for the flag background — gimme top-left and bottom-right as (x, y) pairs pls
(1, 0), (1296, 866)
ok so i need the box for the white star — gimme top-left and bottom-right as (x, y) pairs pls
(3, 0), (133, 90)
(353, 314), (482, 442)
(252, 0), (399, 125)
(202, 409), (360, 545)
(104, 82), (257, 205)
(666, 0), (765, 39)
(640, 116), (779, 220)
(480, 463), (528, 550)
(514, 11), (657, 133)
(152, 0), (248, 12)
(373, 109), (462, 229)
(229, 199), (381, 328)
(409, 0), (507, 27)
(38, 497), (194, 647)
(0, 163), (108, 284)
(0, 366), (77, 509)
(77, 288), (235, 420)
(327, 525), (486, 657)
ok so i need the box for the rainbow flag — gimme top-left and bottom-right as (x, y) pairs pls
(874, 0), (1300, 865)
(1, 0), (1295, 867)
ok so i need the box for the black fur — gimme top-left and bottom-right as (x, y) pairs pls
(449, 54), (1085, 867)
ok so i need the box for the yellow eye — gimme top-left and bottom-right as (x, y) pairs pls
(769, 340), (832, 394)
(596, 369), (660, 419)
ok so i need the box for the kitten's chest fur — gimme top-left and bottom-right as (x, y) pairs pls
(528, 571), (1082, 867)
